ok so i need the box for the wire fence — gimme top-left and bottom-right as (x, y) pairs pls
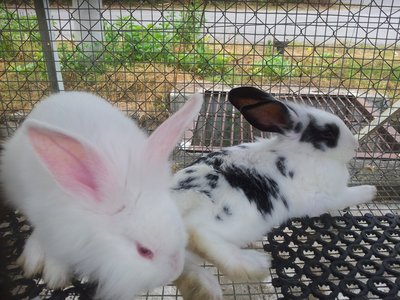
(1, 1), (400, 184)
(2, 1), (400, 182)
(1, 1), (400, 299)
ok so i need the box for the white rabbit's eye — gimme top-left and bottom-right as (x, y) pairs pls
(136, 243), (154, 260)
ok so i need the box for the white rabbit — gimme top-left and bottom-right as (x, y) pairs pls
(171, 86), (377, 300)
(1, 91), (203, 300)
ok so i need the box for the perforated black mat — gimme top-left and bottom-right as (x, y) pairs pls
(1, 210), (399, 299)
(0, 211), (97, 299)
(264, 213), (400, 299)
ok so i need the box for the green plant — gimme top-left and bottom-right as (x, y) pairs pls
(101, 1), (233, 77)
(390, 65), (400, 81)
(175, 43), (231, 75)
(0, 7), (41, 60)
(171, 2), (204, 45)
(252, 54), (293, 80)
(58, 42), (108, 75)
(166, 0), (232, 76)
(104, 17), (174, 65)
(13, 51), (47, 79)
(0, 7), (49, 81)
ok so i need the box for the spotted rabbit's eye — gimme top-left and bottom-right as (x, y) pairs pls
(321, 131), (336, 140)
(136, 243), (154, 260)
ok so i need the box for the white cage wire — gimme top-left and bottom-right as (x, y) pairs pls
(0, 0), (399, 299)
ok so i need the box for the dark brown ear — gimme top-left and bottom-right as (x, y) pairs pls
(228, 87), (293, 133)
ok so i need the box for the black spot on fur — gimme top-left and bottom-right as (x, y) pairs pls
(208, 150), (228, 158)
(206, 173), (219, 181)
(276, 157), (287, 177)
(211, 158), (224, 168)
(206, 173), (219, 189)
(294, 122), (303, 133)
(223, 206), (232, 216)
(199, 190), (212, 198)
(173, 177), (199, 190)
(289, 171), (294, 179)
(281, 196), (289, 209)
(185, 169), (195, 174)
(215, 214), (222, 221)
(180, 177), (195, 185)
(189, 151), (226, 169)
(300, 116), (340, 150)
(219, 165), (283, 216)
(238, 145), (248, 149)
(189, 156), (206, 166)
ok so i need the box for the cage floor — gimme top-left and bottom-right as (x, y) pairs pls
(186, 91), (391, 153)
(1, 196), (399, 300)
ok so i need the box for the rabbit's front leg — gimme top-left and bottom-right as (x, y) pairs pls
(339, 185), (377, 207)
(18, 231), (45, 277)
(175, 252), (223, 300)
(187, 228), (270, 281)
(42, 256), (71, 289)
(19, 231), (71, 289)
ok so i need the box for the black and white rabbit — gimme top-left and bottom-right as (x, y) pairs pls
(171, 86), (377, 299)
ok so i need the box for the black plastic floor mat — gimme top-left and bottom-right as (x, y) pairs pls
(0, 211), (97, 299)
(264, 213), (400, 299)
(1, 210), (399, 299)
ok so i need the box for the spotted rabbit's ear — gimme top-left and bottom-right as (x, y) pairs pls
(146, 93), (203, 166)
(228, 87), (295, 134)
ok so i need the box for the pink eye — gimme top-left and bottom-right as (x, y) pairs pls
(136, 243), (154, 260)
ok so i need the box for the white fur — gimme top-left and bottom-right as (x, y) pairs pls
(172, 93), (376, 299)
(1, 91), (203, 299)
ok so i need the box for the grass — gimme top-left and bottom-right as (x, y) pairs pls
(198, 43), (400, 101)
(1, 3), (400, 120)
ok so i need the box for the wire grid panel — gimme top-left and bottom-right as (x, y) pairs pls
(1, 1), (400, 299)
(1, 0), (400, 186)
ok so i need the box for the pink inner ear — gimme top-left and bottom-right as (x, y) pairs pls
(28, 126), (105, 202)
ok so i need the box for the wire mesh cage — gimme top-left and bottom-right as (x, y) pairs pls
(1, 0), (400, 299)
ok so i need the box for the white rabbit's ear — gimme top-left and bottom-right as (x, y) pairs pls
(25, 120), (114, 211)
(228, 86), (294, 134)
(146, 94), (203, 166)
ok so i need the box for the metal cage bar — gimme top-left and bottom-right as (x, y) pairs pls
(0, 0), (399, 299)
